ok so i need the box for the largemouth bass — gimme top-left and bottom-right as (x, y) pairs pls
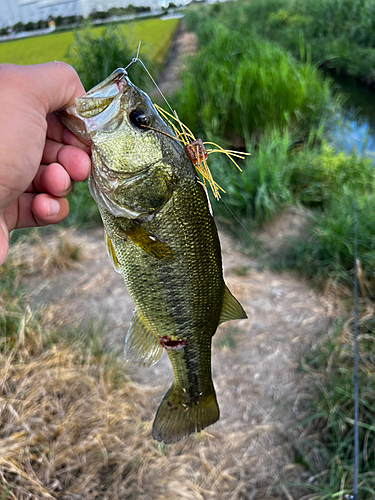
(59, 68), (247, 444)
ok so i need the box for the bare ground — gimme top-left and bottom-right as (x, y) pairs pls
(18, 212), (336, 499)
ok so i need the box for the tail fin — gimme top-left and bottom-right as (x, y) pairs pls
(152, 382), (220, 444)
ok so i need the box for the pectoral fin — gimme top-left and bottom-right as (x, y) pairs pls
(115, 221), (174, 260)
(219, 285), (247, 325)
(124, 310), (163, 367)
(104, 230), (121, 273)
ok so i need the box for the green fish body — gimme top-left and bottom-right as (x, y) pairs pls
(59, 69), (247, 444)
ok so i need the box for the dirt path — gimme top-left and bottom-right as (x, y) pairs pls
(151, 20), (197, 99)
(21, 217), (335, 499)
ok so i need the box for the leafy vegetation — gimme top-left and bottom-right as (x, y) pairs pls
(281, 194), (375, 297)
(180, 1), (375, 295)
(174, 21), (337, 145)
(179, 6), (375, 496)
(187, 0), (375, 86)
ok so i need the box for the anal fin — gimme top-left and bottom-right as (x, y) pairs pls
(219, 285), (247, 325)
(124, 310), (163, 367)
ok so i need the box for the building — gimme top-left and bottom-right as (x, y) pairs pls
(0, 0), (181, 29)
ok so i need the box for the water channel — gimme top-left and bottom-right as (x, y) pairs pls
(331, 75), (375, 156)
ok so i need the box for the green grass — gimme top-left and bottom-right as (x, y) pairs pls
(0, 30), (75, 65)
(180, 0), (375, 300)
(0, 17), (179, 67)
(294, 318), (375, 499)
(210, 130), (293, 225)
(174, 19), (338, 146)
(280, 193), (375, 298)
(196, 0), (375, 86)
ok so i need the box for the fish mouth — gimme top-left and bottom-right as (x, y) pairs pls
(85, 68), (129, 99)
(76, 69), (131, 120)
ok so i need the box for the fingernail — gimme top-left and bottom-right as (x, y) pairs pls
(47, 199), (61, 216)
(65, 173), (71, 191)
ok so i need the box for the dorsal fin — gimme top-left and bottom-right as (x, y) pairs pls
(104, 230), (121, 273)
(124, 310), (163, 367)
(219, 285), (247, 325)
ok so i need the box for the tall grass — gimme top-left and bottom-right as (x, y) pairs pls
(225, 0), (375, 85)
(68, 24), (155, 92)
(174, 20), (337, 146)
(268, 0), (375, 84)
(210, 130), (293, 225)
(184, 0), (375, 84)
(280, 193), (375, 297)
(178, 2), (375, 496)
(295, 317), (375, 499)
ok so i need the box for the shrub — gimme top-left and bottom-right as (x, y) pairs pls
(68, 24), (155, 92)
(288, 144), (375, 207)
(281, 193), (375, 296)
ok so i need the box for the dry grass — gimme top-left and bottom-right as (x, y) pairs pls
(292, 305), (375, 499)
(0, 325), (295, 499)
(0, 231), (304, 500)
(8, 229), (83, 277)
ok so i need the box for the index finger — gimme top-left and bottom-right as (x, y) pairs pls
(46, 112), (91, 154)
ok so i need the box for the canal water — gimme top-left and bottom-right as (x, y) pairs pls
(331, 75), (375, 155)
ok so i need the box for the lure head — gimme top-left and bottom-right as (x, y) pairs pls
(184, 139), (208, 166)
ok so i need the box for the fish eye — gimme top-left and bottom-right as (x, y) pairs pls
(129, 109), (149, 130)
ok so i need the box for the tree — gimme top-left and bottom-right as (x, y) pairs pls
(13, 22), (25, 33)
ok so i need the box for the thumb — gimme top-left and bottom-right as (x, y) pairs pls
(0, 63), (85, 216)
(16, 62), (86, 113)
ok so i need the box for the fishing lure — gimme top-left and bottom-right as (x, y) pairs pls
(125, 50), (250, 201)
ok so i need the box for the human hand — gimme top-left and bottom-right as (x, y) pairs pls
(0, 62), (91, 266)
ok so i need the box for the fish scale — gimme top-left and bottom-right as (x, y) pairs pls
(58, 68), (247, 444)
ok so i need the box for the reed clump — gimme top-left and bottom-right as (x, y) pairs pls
(174, 21), (336, 146)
